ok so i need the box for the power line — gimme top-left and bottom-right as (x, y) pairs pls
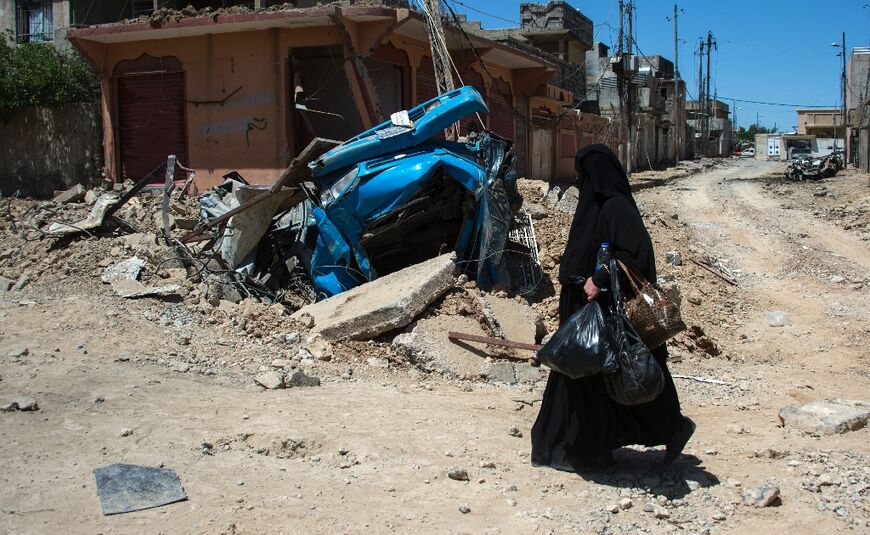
(718, 97), (841, 108)
(443, 0), (519, 26)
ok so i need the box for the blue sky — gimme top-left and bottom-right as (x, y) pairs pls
(445, 0), (870, 131)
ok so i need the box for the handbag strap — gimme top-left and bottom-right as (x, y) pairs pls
(615, 259), (648, 294)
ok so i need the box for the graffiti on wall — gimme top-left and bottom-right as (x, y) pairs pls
(196, 90), (276, 147)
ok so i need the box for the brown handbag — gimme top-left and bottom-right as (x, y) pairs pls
(615, 259), (686, 349)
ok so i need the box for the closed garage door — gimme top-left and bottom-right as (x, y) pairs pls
(117, 72), (188, 182)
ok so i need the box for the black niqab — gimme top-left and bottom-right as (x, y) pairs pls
(558, 144), (651, 284)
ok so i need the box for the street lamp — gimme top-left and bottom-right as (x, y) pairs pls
(831, 33), (848, 168)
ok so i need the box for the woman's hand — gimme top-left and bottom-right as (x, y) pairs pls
(583, 277), (601, 301)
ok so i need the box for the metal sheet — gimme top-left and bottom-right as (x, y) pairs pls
(93, 464), (187, 515)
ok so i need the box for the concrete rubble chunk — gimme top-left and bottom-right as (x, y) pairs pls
(481, 295), (539, 345)
(555, 186), (579, 214)
(778, 398), (870, 436)
(481, 361), (516, 384)
(292, 253), (457, 341)
(0, 276), (13, 292)
(12, 272), (30, 291)
(101, 257), (180, 298)
(447, 466), (469, 481)
(741, 485), (780, 508)
(285, 370), (321, 388)
(45, 192), (120, 236)
(255, 371), (286, 390)
(543, 186), (562, 207)
(53, 184), (86, 204)
(6, 346), (29, 358)
(1, 396), (39, 412)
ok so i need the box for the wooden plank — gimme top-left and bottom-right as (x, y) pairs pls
(179, 137), (339, 244)
(448, 331), (542, 352)
(688, 257), (738, 286)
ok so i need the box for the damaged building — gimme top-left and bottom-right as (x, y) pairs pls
(65, 2), (588, 189)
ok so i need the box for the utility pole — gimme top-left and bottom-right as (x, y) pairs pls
(420, 0), (457, 139)
(618, 0), (624, 54)
(672, 2), (680, 164)
(617, 0), (626, 170)
(841, 31), (848, 169)
(625, 0), (634, 173)
(698, 39), (704, 157)
(704, 31), (714, 154)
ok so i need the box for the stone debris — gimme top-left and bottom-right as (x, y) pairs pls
(741, 485), (780, 508)
(101, 257), (180, 298)
(764, 311), (789, 327)
(0, 276), (13, 292)
(45, 192), (121, 237)
(458, 503), (471, 514)
(5, 346), (29, 358)
(447, 466), (469, 481)
(554, 186), (579, 214)
(53, 184), (86, 204)
(779, 399), (870, 435)
(1, 396), (39, 412)
(292, 253), (457, 342)
(285, 370), (321, 388)
(255, 371), (286, 390)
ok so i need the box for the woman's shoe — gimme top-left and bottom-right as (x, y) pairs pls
(664, 417), (696, 465)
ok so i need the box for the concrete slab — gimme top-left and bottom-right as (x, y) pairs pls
(292, 253), (457, 341)
(392, 313), (490, 380)
(392, 311), (543, 384)
(779, 398), (870, 436)
(481, 294), (540, 345)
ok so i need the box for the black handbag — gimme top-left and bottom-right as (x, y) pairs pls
(535, 300), (617, 379)
(602, 257), (665, 406)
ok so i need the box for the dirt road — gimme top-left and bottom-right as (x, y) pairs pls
(1, 159), (868, 534)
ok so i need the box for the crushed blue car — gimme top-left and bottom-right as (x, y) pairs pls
(300, 86), (521, 299)
(201, 86), (522, 303)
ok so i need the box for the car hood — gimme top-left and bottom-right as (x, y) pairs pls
(309, 86), (489, 180)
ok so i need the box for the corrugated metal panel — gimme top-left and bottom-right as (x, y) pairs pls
(118, 72), (188, 182)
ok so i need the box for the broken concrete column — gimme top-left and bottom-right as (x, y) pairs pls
(292, 253), (457, 341)
(53, 184), (86, 204)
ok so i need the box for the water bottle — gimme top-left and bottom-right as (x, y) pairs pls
(595, 242), (612, 292)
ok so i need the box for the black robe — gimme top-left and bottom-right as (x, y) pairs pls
(531, 144), (684, 472)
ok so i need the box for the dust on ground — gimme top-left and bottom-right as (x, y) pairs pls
(1, 158), (868, 534)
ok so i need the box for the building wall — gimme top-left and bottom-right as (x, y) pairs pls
(0, 102), (102, 197)
(0, 0), (14, 37)
(77, 27), (342, 188)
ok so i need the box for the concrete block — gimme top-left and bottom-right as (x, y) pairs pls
(779, 398), (870, 436)
(52, 184), (85, 204)
(293, 253), (457, 341)
(481, 294), (539, 345)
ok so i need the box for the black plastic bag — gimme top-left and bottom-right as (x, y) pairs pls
(536, 301), (617, 379)
(602, 257), (665, 405)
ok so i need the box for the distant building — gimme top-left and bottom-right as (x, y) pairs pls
(796, 108), (845, 138)
(687, 99), (733, 157)
(847, 47), (870, 172)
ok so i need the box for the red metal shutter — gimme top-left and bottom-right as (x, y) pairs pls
(117, 72), (188, 183)
(416, 56), (438, 105)
(488, 82), (515, 140)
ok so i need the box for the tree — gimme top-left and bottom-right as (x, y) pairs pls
(0, 32), (99, 121)
(736, 123), (778, 142)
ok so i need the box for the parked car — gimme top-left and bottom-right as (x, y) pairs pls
(740, 147), (755, 158)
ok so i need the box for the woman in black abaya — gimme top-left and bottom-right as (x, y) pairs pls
(531, 144), (695, 471)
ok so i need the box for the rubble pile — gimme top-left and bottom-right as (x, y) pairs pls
(0, 167), (752, 390)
